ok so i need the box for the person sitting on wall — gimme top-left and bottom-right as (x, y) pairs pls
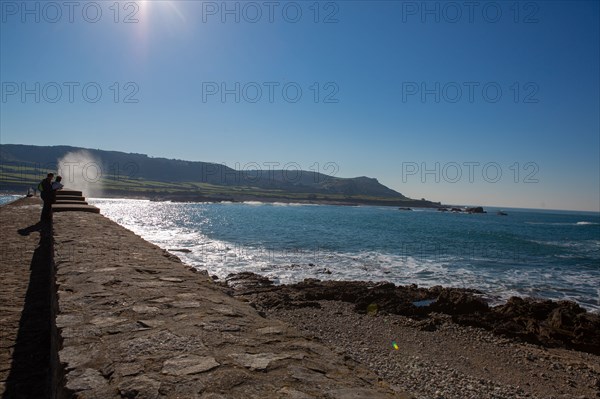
(52, 176), (64, 191)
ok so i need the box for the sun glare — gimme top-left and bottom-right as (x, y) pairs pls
(137, 0), (185, 24)
(131, 0), (186, 55)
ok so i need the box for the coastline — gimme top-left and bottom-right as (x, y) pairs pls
(6, 191), (598, 217)
(92, 196), (600, 314)
(0, 188), (444, 209)
(5, 194), (598, 312)
(5, 194), (600, 313)
(2, 197), (599, 398)
(218, 273), (600, 355)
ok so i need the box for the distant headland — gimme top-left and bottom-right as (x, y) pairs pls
(0, 144), (443, 208)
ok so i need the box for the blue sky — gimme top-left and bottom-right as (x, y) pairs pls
(1, 0), (599, 211)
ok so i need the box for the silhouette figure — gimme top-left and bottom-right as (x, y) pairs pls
(38, 173), (54, 222)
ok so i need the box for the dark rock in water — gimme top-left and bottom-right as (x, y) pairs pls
(303, 278), (321, 284)
(497, 211), (508, 216)
(465, 206), (486, 214)
(430, 289), (489, 314)
(162, 250), (182, 262)
(169, 248), (192, 253)
(398, 207), (412, 211)
(437, 208), (449, 212)
(196, 269), (210, 278)
(451, 207), (463, 213)
(224, 272), (274, 292)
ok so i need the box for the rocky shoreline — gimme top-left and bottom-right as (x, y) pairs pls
(218, 273), (600, 355)
(216, 273), (600, 399)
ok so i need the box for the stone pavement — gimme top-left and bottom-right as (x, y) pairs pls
(1, 197), (55, 398)
(2, 197), (407, 398)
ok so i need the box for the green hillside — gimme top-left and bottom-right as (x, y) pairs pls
(0, 144), (441, 207)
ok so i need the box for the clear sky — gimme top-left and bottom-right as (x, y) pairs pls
(1, 0), (599, 211)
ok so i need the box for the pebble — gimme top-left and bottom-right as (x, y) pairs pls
(269, 301), (600, 399)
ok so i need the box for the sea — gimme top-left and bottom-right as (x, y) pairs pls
(2, 195), (599, 312)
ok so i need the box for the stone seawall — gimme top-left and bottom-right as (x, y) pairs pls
(2, 197), (405, 398)
(1, 197), (56, 398)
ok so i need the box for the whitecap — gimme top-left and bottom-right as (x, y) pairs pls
(90, 199), (600, 313)
(272, 202), (314, 207)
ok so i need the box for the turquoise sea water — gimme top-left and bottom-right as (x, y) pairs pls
(84, 199), (600, 312)
(3, 195), (598, 311)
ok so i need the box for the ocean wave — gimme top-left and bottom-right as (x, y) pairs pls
(90, 199), (600, 312)
(240, 201), (319, 207)
(530, 239), (600, 250)
(525, 221), (599, 226)
(145, 234), (600, 312)
(242, 201), (264, 206)
(272, 202), (319, 207)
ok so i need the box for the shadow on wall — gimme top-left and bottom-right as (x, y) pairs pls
(4, 221), (53, 399)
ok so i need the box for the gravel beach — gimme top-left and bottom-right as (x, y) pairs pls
(267, 301), (600, 399)
(220, 274), (600, 399)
